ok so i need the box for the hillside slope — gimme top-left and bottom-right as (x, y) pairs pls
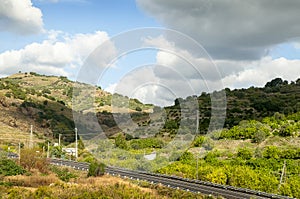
(0, 73), (299, 146)
(0, 72), (153, 145)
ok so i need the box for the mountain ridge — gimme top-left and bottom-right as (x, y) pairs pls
(0, 72), (299, 146)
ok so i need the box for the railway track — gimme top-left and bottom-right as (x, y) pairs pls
(49, 159), (294, 199)
(49, 158), (89, 171)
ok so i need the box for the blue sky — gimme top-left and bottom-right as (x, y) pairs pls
(0, 0), (159, 52)
(33, 0), (159, 35)
(0, 0), (299, 106)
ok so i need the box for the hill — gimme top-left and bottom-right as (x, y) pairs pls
(162, 77), (300, 136)
(0, 72), (153, 146)
(0, 73), (299, 145)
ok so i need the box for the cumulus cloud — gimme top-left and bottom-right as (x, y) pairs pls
(107, 33), (299, 106)
(137, 0), (300, 60)
(143, 35), (223, 82)
(0, 30), (114, 78)
(112, 67), (161, 104)
(222, 57), (300, 89)
(152, 38), (299, 89)
(129, 1), (300, 105)
(0, 0), (44, 34)
(110, 54), (300, 106)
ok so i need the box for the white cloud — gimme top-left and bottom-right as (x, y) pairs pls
(109, 35), (300, 106)
(153, 42), (300, 91)
(0, 0), (44, 34)
(0, 30), (114, 78)
(143, 35), (223, 81)
(222, 57), (300, 89)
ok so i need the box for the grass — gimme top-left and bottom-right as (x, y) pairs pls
(0, 123), (44, 146)
(4, 173), (58, 187)
(0, 168), (214, 199)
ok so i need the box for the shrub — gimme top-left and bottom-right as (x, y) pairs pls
(179, 151), (194, 164)
(262, 146), (281, 159)
(193, 136), (205, 147)
(204, 151), (220, 163)
(237, 148), (253, 160)
(0, 159), (26, 176)
(20, 148), (49, 173)
(115, 134), (128, 150)
(164, 120), (179, 129)
(50, 166), (77, 182)
(253, 130), (267, 143)
(202, 137), (214, 150)
(130, 138), (164, 149)
(42, 89), (51, 94)
(5, 92), (11, 98)
(135, 106), (142, 111)
(87, 161), (105, 177)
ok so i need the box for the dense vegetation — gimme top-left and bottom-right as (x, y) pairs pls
(163, 77), (300, 135)
(155, 111), (300, 198)
(0, 158), (25, 177)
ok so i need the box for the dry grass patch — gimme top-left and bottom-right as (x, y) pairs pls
(74, 174), (156, 195)
(213, 139), (254, 152)
(260, 136), (300, 148)
(4, 173), (59, 187)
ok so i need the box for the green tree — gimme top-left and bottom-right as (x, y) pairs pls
(50, 146), (65, 158)
(237, 148), (252, 160)
(88, 161), (105, 177)
(205, 167), (227, 185)
(0, 158), (26, 176)
(263, 146), (281, 159)
(179, 151), (194, 164)
(253, 130), (267, 143)
(115, 134), (128, 150)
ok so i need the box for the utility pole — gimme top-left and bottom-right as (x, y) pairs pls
(47, 142), (50, 158)
(59, 134), (61, 147)
(18, 142), (21, 165)
(29, 125), (33, 148)
(75, 128), (78, 160)
(278, 160), (286, 191)
(196, 110), (199, 180)
(196, 154), (199, 180)
(196, 110), (199, 134)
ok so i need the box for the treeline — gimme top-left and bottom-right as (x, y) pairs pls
(224, 78), (300, 128)
(165, 77), (300, 134)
